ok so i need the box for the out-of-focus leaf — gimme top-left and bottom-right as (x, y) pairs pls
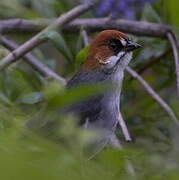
(52, 0), (72, 14)
(75, 46), (89, 70)
(164, 0), (179, 26)
(0, 46), (9, 59)
(39, 31), (73, 62)
(44, 81), (113, 109)
(2, 69), (35, 101)
(30, 0), (56, 17)
(20, 92), (43, 104)
(0, 0), (41, 18)
(0, 92), (12, 105)
(141, 4), (162, 23)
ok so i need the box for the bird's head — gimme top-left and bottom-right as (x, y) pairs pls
(81, 30), (140, 73)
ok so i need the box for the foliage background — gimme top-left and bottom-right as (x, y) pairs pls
(0, 0), (179, 179)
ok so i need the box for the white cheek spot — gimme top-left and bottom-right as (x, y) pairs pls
(120, 39), (127, 46)
(98, 59), (111, 65)
(100, 51), (126, 69)
(102, 56), (119, 69)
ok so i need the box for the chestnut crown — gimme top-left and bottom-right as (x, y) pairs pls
(82, 30), (140, 71)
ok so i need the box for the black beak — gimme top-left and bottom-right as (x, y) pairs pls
(125, 40), (141, 52)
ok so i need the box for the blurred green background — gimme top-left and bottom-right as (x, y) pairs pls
(0, 0), (179, 179)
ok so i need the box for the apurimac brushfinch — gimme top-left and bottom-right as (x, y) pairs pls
(67, 30), (140, 145)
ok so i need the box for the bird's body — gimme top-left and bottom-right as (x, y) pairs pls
(67, 69), (123, 131)
(66, 30), (140, 145)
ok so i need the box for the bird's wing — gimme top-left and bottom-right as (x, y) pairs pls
(67, 70), (107, 87)
(66, 71), (105, 124)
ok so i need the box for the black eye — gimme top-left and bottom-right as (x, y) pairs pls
(108, 39), (124, 55)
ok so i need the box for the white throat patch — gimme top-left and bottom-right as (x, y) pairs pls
(101, 51), (132, 71)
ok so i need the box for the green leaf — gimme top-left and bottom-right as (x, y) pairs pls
(164, 0), (179, 26)
(141, 4), (162, 23)
(39, 31), (73, 62)
(20, 92), (43, 104)
(75, 46), (89, 70)
(44, 81), (113, 110)
(2, 68), (37, 101)
(0, 92), (12, 105)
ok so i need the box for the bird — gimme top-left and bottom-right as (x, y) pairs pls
(66, 30), (140, 147)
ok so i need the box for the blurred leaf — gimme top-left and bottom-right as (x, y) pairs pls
(30, 0), (56, 17)
(75, 46), (89, 70)
(52, 0), (72, 14)
(0, 46), (9, 59)
(164, 0), (179, 26)
(20, 92), (43, 104)
(2, 69), (34, 101)
(0, 0), (41, 18)
(141, 4), (162, 23)
(0, 92), (12, 106)
(44, 81), (113, 109)
(39, 31), (73, 62)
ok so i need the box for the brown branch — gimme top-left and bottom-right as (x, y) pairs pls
(0, 18), (172, 38)
(0, 3), (96, 70)
(0, 36), (66, 85)
(126, 67), (179, 128)
(0, 19), (50, 34)
(167, 32), (179, 98)
(64, 18), (171, 38)
(137, 47), (171, 74)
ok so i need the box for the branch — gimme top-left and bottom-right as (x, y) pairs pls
(0, 18), (49, 34)
(167, 32), (179, 98)
(118, 112), (132, 141)
(81, 29), (90, 46)
(64, 18), (171, 38)
(0, 18), (172, 38)
(0, 3), (95, 70)
(126, 67), (179, 128)
(0, 36), (66, 85)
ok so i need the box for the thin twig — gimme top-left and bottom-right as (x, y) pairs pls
(80, 28), (90, 46)
(81, 29), (90, 46)
(167, 32), (179, 98)
(126, 67), (179, 128)
(118, 112), (132, 141)
(0, 18), (172, 38)
(0, 3), (96, 70)
(0, 36), (66, 85)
